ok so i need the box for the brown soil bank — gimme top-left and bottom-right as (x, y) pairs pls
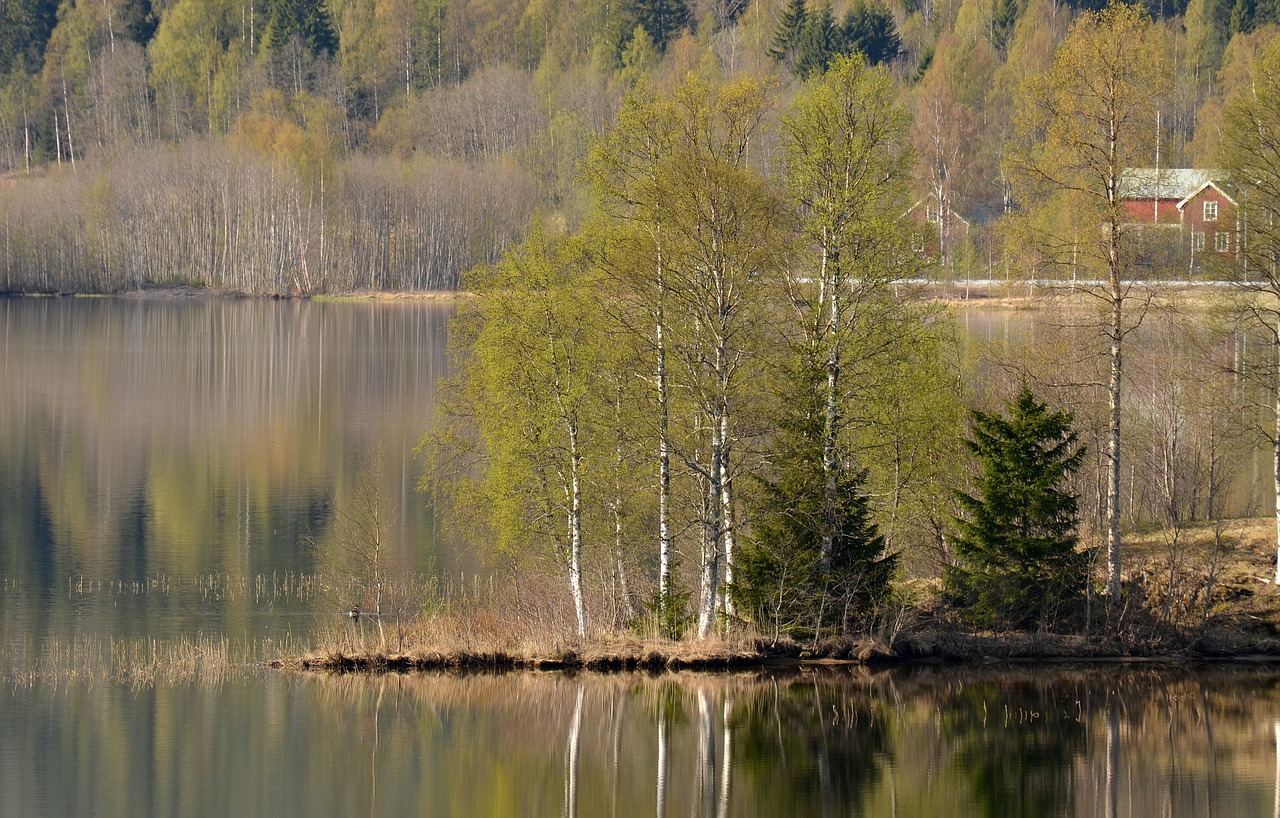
(280, 618), (1280, 674)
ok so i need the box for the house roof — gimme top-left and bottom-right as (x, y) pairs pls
(1176, 179), (1238, 209)
(1118, 168), (1224, 200)
(904, 198), (970, 227)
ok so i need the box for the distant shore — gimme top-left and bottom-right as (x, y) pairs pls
(2, 280), (1248, 309)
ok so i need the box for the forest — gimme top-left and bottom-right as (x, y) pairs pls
(414, 6), (1280, 645)
(0, 0), (1275, 293)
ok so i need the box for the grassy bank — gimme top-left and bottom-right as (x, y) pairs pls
(282, 517), (1280, 674)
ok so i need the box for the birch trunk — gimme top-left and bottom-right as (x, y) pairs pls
(821, 241), (842, 566)
(657, 262), (674, 625)
(720, 410), (736, 620)
(1105, 125), (1124, 600)
(568, 417), (587, 638)
(1274, 330), (1280, 586)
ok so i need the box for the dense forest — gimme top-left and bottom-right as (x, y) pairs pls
(0, 0), (1274, 293)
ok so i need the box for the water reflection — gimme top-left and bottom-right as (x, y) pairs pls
(2, 665), (1278, 818)
(0, 297), (454, 646)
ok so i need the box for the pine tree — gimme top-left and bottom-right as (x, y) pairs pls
(769, 0), (809, 63)
(734, 359), (896, 640)
(265, 0), (337, 55)
(945, 388), (1087, 629)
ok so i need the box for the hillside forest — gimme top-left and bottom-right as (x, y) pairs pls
(0, 0), (1274, 293)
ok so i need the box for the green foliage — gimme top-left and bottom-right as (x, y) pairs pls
(735, 358), (896, 640)
(1222, 29), (1280, 283)
(945, 388), (1087, 630)
(0, 0), (59, 74)
(796, 1), (836, 78)
(991, 0), (1019, 55)
(623, 0), (690, 52)
(619, 25), (659, 86)
(265, 0), (338, 55)
(841, 1), (901, 66)
(769, 0), (808, 63)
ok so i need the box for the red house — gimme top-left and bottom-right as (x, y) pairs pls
(1118, 168), (1238, 270)
(905, 198), (969, 264)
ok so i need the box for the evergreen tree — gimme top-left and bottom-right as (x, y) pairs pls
(734, 359), (896, 641)
(265, 0), (337, 55)
(841, 1), (901, 66)
(945, 388), (1087, 630)
(625, 0), (690, 52)
(991, 0), (1019, 56)
(796, 1), (836, 78)
(0, 0), (59, 75)
(769, 0), (808, 63)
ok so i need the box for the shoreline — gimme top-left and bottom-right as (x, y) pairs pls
(278, 626), (1280, 675)
(1, 281), (1246, 309)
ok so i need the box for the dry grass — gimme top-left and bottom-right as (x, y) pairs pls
(0, 635), (271, 689)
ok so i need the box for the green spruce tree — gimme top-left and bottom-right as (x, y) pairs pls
(624, 0), (690, 52)
(734, 359), (895, 641)
(265, 0), (337, 55)
(946, 388), (1087, 630)
(841, 1), (902, 66)
(796, 1), (836, 78)
(991, 0), (1019, 56)
(769, 0), (809, 63)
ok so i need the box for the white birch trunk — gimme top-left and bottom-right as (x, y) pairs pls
(720, 410), (736, 620)
(1274, 330), (1280, 586)
(568, 418), (587, 638)
(822, 242), (842, 566)
(657, 270), (674, 625)
(1105, 140), (1124, 599)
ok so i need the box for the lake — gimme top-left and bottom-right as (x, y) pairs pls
(1, 664), (1278, 817)
(2, 295), (1279, 818)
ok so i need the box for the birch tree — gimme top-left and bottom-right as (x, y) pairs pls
(587, 81), (682, 632)
(659, 75), (784, 637)
(1005, 3), (1169, 600)
(1221, 33), (1280, 585)
(427, 226), (603, 638)
(590, 75), (784, 638)
(778, 53), (915, 569)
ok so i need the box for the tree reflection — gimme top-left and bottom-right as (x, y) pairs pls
(730, 674), (889, 816)
(943, 679), (1086, 818)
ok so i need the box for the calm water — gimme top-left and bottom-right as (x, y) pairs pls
(0, 296), (454, 649)
(2, 665), (1279, 818)
(3, 296), (1280, 818)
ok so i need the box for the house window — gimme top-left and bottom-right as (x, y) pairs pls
(1204, 200), (1219, 221)
(925, 207), (939, 224)
(1215, 231), (1231, 253)
(1191, 231), (1206, 252)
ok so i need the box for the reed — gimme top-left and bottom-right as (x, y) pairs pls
(0, 634), (274, 689)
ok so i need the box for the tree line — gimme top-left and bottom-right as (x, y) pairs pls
(424, 7), (1280, 640)
(2, 0), (1280, 292)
